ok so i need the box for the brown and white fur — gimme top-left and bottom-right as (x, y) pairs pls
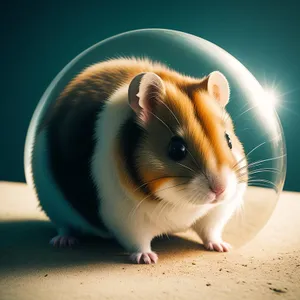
(26, 57), (248, 264)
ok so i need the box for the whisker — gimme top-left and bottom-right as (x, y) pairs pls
(233, 140), (268, 170)
(235, 154), (286, 173)
(151, 199), (169, 223)
(176, 162), (197, 174)
(236, 163), (263, 174)
(189, 192), (200, 206)
(148, 96), (203, 175)
(237, 168), (281, 178)
(147, 110), (173, 135)
(147, 91), (182, 129)
(129, 181), (189, 219)
(247, 183), (278, 191)
(247, 179), (278, 190)
(238, 178), (278, 192)
(157, 192), (182, 222)
(154, 185), (208, 222)
(223, 109), (232, 124)
(157, 99), (181, 127)
(188, 188), (208, 205)
(235, 101), (251, 116)
(186, 148), (202, 171)
(238, 179), (248, 184)
(233, 134), (282, 171)
(190, 191), (204, 205)
(133, 175), (192, 192)
(232, 104), (259, 122)
(153, 187), (188, 225)
(248, 167), (281, 172)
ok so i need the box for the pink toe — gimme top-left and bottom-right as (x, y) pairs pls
(49, 235), (78, 248)
(129, 252), (158, 264)
(148, 252), (158, 263)
(142, 254), (151, 264)
(214, 244), (223, 252)
(59, 237), (66, 247)
(136, 254), (142, 264)
(222, 244), (229, 252)
(130, 253), (142, 264)
(50, 237), (59, 247)
(204, 241), (232, 252)
(205, 242), (213, 251)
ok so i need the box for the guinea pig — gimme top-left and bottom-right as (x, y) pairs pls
(25, 57), (248, 264)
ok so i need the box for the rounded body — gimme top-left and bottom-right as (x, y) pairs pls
(25, 57), (247, 262)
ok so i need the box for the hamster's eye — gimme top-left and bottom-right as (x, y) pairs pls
(168, 136), (187, 161)
(225, 132), (232, 149)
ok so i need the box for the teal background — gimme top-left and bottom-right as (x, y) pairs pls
(0, 0), (299, 191)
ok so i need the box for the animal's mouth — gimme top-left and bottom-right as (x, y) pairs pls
(206, 187), (230, 204)
(205, 191), (219, 204)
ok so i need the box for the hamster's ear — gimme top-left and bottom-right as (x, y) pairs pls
(128, 72), (165, 122)
(206, 71), (230, 107)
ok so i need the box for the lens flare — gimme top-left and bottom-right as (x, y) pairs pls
(264, 88), (279, 107)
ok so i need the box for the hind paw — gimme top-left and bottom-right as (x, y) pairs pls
(204, 240), (232, 252)
(50, 235), (79, 248)
(129, 252), (158, 264)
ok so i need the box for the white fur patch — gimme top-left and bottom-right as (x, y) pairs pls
(154, 179), (213, 231)
(91, 85), (132, 203)
(90, 86), (215, 246)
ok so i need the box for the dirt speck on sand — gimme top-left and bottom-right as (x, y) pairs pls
(269, 288), (286, 294)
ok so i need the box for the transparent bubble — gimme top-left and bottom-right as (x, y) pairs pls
(24, 29), (286, 248)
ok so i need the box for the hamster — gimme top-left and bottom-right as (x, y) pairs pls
(25, 57), (248, 264)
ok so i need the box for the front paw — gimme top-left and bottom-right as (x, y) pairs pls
(204, 240), (232, 252)
(130, 252), (158, 264)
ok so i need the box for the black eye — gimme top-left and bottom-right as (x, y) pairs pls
(225, 132), (232, 149)
(168, 136), (187, 161)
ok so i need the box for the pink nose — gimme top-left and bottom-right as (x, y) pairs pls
(210, 186), (225, 197)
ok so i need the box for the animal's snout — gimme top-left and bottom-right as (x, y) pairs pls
(210, 185), (225, 197)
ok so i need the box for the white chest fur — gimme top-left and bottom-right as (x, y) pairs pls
(91, 86), (214, 241)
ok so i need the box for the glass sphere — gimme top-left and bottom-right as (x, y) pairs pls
(24, 29), (286, 249)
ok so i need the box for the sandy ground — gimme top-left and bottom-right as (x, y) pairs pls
(0, 181), (299, 300)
